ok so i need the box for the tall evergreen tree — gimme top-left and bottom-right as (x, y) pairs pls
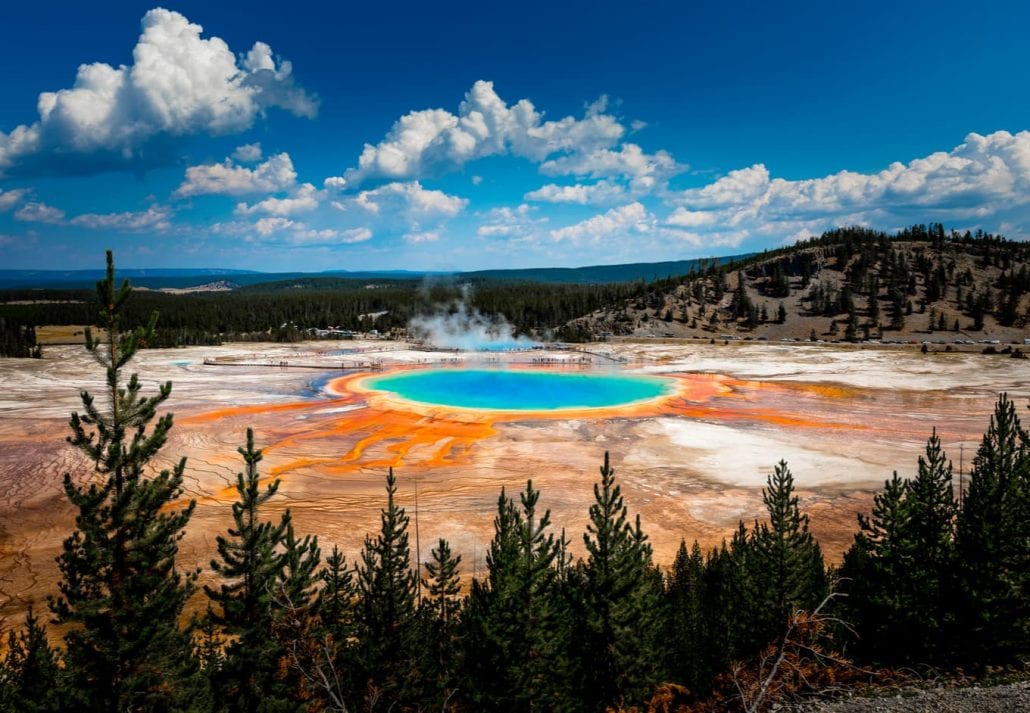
(422, 537), (463, 625)
(954, 394), (1030, 664)
(747, 461), (827, 651)
(903, 430), (957, 661)
(839, 433), (957, 667)
(866, 291), (880, 325)
(702, 528), (753, 668)
(665, 540), (712, 695)
(419, 538), (464, 710)
(355, 468), (419, 707)
(204, 428), (297, 712)
(580, 452), (664, 710)
(272, 522), (322, 710)
(839, 469), (910, 664)
(313, 545), (359, 706)
(278, 525), (321, 609)
(463, 482), (571, 712)
(316, 545), (355, 649)
(49, 251), (199, 712)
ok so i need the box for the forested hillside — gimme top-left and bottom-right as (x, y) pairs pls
(569, 225), (1030, 343)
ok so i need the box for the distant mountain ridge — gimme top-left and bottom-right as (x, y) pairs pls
(0, 255), (751, 290)
(0, 268), (432, 290)
(457, 256), (748, 284)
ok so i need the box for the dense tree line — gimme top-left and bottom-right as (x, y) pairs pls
(0, 277), (646, 347)
(1, 255), (1028, 712)
(839, 396), (1030, 670)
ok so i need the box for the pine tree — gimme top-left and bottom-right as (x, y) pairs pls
(355, 468), (419, 707)
(665, 540), (711, 695)
(204, 428), (296, 712)
(192, 605), (223, 710)
(702, 540), (742, 670)
(954, 394), (1030, 664)
(867, 292), (879, 324)
(422, 538), (462, 625)
(580, 452), (664, 710)
(903, 430), (956, 662)
(731, 272), (754, 321)
(463, 489), (521, 710)
(48, 251), (199, 712)
(272, 522), (322, 710)
(840, 433), (957, 665)
(313, 545), (358, 706)
(747, 461), (827, 650)
(463, 482), (571, 711)
(844, 306), (859, 341)
(276, 522), (321, 622)
(420, 538), (463, 710)
(316, 545), (356, 650)
(0, 607), (62, 713)
(889, 288), (906, 330)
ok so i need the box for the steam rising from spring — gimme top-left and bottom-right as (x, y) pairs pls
(408, 284), (537, 351)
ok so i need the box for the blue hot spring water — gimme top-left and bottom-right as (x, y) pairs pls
(363, 369), (674, 411)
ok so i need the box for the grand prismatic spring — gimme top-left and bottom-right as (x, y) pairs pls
(1, 339), (1028, 622)
(361, 369), (676, 411)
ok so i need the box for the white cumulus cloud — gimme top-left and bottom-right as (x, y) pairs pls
(0, 188), (28, 212)
(351, 181), (468, 217)
(231, 143), (263, 162)
(550, 202), (653, 244)
(404, 230), (440, 244)
(668, 131), (1030, 243)
(254, 217), (296, 235)
(343, 80), (624, 186)
(69, 205), (171, 231)
(289, 226), (372, 245)
(339, 227), (373, 244)
(175, 152), (298, 197)
(0, 8), (316, 177)
(14, 201), (65, 224)
(540, 142), (683, 192)
(250, 220), (372, 245)
(476, 204), (548, 239)
(524, 180), (626, 205)
(236, 183), (320, 216)
(665, 207), (719, 228)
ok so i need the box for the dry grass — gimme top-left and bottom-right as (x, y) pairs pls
(35, 325), (108, 345)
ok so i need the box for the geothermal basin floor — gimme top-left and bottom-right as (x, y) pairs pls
(0, 339), (1027, 624)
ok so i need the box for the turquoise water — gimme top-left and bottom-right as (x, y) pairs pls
(364, 369), (674, 410)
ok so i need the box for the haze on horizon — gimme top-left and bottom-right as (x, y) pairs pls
(1, 1), (1028, 273)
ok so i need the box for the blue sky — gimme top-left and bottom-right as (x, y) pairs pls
(1, 1), (1028, 272)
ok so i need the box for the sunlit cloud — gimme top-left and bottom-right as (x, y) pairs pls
(0, 8), (316, 177)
